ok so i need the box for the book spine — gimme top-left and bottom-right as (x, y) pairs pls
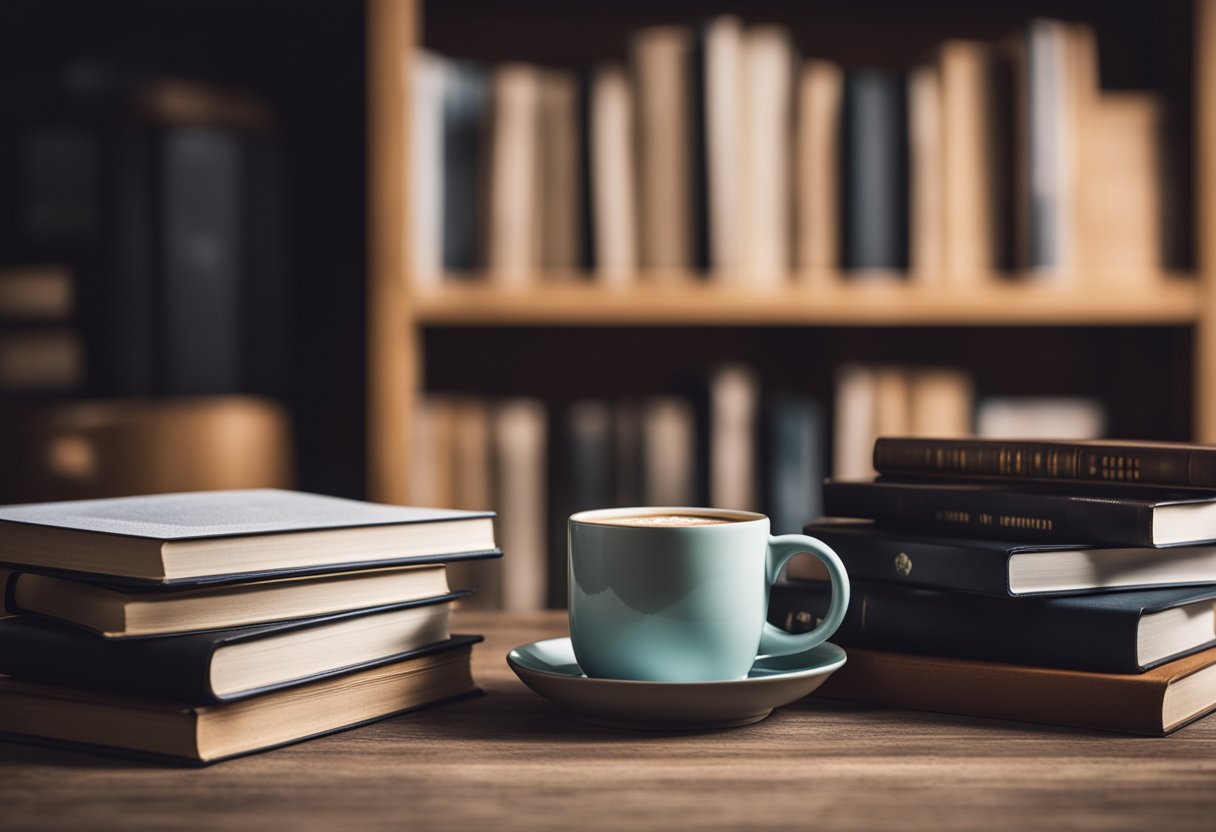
(769, 581), (1145, 673)
(872, 438), (1216, 489)
(0, 622), (216, 702)
(805, 523), (1014, 595)
(841, 70), (907, 271)
(813, 648), (1170, 735)
(822, 480), (1155, 546)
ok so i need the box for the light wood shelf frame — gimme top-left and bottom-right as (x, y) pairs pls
(367, 0), (1216, 503)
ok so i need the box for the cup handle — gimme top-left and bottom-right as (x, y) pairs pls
(758, 534), (850, 657)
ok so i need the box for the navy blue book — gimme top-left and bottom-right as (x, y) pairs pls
(805, 519), (1216, 596)
(0, 593), (471, 703)
(770, 580), (1216, 674)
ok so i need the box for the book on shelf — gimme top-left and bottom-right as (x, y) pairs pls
(771, 580), (1216, 674)
(442, 60), (490, 275)
(938, 40), (1007, 284)
(0, 598), (469, 702)
(709, 364), (760, 511)
(812, 645), (1216, 736)
(0, 264), (73, 320)
(804, 519), (1216, 596)
(872, 437), (1216, 490)
(822, 479), (1216, 547)
(589, 63), (638, 283)
(0, 489), (499, 585)
(794, 59), (842, 280)
(701, 15), (743, 278)
(492, 398), (547, 611)
(4, 563), (453, 638)
(737, 24), (793, 286)
(408, 51), (445, 286)
(641, 396), (696, 506)
(906, 63), (943, 282)
(539, 70), (583, 273)
(0, 329), (81, 390)
(834, 364), (976, 479)
(631, 25), (695, 276)
(487, 64), (543, 284)
(767, 394), (825, 536)
(975, 396), (1106, 439)
(0, 638), (480, 765)
(841, 69), (906, 273)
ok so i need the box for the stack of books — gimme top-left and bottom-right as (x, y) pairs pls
(772, 438), (1216, 736)
(0, 489), (500, 764)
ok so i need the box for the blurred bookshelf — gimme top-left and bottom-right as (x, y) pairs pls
(366, 0), (1216, 608)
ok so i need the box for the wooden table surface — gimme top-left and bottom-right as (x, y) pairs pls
(2, 609), (1215, 831)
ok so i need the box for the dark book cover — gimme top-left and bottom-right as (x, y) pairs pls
(822, 478), (1216, 546)
(803, 519), (1216, 597)
(161, 126), (243, 394)
(0, 594), (474, 703)
(441, 60), (488, 273)
(841, 69), (907, 271)
(873, 437), (1216, 490)
(770, 580), (1216, 673)
(767, 394), (825, 536)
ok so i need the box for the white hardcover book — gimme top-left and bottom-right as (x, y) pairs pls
(487, 64), (542, 285)
(710, 365), (760, 511)
(794, 60), (843, 282)
(739, 25), (794, 287)
(590, 65), (638, 284)
(642, 397), (696, 506)
(493, 399), (548, 611)
(407, 51), (445, 289)
(703, 15), (743, 279)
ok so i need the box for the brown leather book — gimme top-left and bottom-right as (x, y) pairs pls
(814, 646), (1216, 736)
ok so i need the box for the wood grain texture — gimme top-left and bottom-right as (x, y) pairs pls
(1, 610), (1214, 832)
(411, 277), (1200, 327)
(366, 0), (415, 504)
(1197, 0), (1216, 442)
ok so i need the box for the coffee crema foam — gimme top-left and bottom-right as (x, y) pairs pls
(588, 514), (734, 528)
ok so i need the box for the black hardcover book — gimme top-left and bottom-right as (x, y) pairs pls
(0, 593), (473, 703)
(770, 580), (1216, 673)
(805, 519), (1216, 596)
(0, 640), (482, 765)
(823, 479), (1216, 546)
(841, 69), (907, 270)
(872, 437), (1216, 490)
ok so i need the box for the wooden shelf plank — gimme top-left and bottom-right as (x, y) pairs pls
(411, 276), (1201, 327)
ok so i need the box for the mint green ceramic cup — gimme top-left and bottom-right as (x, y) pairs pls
(568, 507), (850, 682)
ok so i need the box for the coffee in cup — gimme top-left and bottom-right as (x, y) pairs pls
(567, 507), (849, 682)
